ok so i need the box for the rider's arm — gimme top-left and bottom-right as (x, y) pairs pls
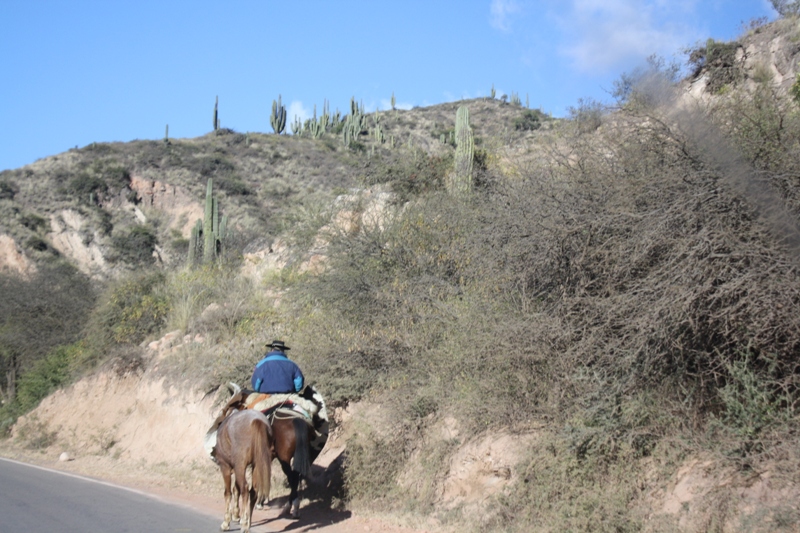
(293, 366), (304, 392)
(251, 367), (262, 391)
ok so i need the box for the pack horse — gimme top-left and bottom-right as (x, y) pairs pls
(204, 383), (330, 519)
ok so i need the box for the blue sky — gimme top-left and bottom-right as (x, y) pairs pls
(0, 1), (780, 171)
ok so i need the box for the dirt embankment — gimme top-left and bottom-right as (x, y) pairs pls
(4, 331), (798, 532)
(0, 333), (524, 533)
(1, 356), (431, 532)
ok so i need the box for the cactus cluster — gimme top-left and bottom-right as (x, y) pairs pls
(188, 178), (228, 267)
(291, 99), (342, 138)
(271, 95), (287, 134)
(342, 97), (367, 147)
(371, 110), (385, 144)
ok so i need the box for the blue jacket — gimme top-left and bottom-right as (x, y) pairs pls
(251, 351), (304, 393)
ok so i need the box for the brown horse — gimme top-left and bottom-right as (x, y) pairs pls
(204, 383), (329, 519)
(266, 386), (328, 518)
(214, 408), (273, 532)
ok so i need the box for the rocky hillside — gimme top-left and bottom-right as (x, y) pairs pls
(0, 98), (544, 279)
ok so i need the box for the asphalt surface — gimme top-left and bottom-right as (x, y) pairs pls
(0, 457), (221, 532)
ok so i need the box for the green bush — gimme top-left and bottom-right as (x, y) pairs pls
(0, 263), (94, 408)
(514, 109), (544, 131)
(25, 236), (50, 252)
(687, 39), (743, 92)
(194, 154), (235, 177)
(216, 176), (252, 196)
(0, 179), (19, 200)
(19, 212), (48, 232)
(67, 172), (107, 198)
(111, 225), (158, 265)
(359, 152), (451, 201)
(15, 343), (83, 412)
(86, 272), (169, 349)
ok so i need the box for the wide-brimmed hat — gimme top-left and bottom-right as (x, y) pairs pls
(266, 340), (290, 350)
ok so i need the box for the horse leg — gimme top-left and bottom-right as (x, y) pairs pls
(255, 470), (266, 510)
(278, 459), (302, 518)
(290, 491), (301, 519)
(243, 484), (258, 533)
(230, 474), (240, 522)
(288, 418), (311, 518)
(220, 464), (233, 531)
(234, 467), (251, 533)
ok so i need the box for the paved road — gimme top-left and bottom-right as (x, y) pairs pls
(0, 457), (221, 533)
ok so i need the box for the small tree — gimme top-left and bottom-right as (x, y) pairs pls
(770, 0), (800, 16)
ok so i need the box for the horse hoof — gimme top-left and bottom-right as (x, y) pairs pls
(220, 521), (229, 531)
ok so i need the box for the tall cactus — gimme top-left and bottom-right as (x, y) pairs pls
(342, 100), (365, 147)
(320, 99), (331, 132)
(218, 215), (228, 257)
(186, 180), (228, 267)
(291, 115), (303, 135)
(450, 106), (474, 197)
(271, 95), (287, 134)
(203, 179), (216, 263)
(309, 119), (323, 139)
(187, 219), (202, 267)
(213, 96), (220, 131)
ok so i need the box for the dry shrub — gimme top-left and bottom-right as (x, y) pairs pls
(483, 431), (647, 533)
(14, 415), (58, 450)
(289, 74), (800, 527)
(476, 97), (800, 425)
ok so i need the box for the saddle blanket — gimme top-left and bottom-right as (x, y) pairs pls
(203, 386), (329, 462)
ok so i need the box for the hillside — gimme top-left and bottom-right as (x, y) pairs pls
(3, 16), (800, 533)
(0, 98), (542, 278)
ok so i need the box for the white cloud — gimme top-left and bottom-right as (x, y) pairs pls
(559, 0), (701, 74)
(287, 100), (309, 121)
(490, 0), (522, 32)
(287, 100), (310, 133)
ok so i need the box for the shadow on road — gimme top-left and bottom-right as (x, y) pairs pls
(251, 449), (350, 531)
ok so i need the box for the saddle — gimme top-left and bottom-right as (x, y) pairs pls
(242, 392), (317, 424)
(204, 385), (329, 462)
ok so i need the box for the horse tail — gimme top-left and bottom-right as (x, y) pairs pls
(251, 418), (272, 504)
(292, 417), (311, 479)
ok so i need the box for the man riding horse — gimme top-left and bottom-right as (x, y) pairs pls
(251, 340), (304, 395)
(204, 339), (329, 518)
